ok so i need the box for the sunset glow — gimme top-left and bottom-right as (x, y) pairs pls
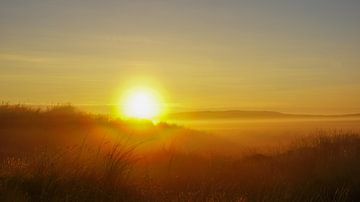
(2, 1), (360, 201)
(121, 88), (163, 119)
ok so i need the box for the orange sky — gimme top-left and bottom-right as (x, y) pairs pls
(1, 1), (360, 114)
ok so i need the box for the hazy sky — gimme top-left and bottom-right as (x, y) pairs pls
(1, 0), (360, 114)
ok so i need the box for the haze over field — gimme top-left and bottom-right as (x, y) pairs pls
(1, 1), (360, 201)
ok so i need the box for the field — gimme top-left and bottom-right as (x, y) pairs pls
(1, 105), (360, 201)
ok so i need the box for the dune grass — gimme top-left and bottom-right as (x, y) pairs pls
(1, 105), (360, 201)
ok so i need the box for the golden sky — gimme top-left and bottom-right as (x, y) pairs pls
(1, 0), (360, 114)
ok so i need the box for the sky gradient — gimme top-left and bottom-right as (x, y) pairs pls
(1, 0), (360, 114)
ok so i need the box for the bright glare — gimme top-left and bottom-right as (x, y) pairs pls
(122, 88), (162, 119)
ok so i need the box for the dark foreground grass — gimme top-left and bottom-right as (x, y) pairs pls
(1, 105), (360, 201)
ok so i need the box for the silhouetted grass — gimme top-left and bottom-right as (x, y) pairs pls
(1, 105), (360, 201)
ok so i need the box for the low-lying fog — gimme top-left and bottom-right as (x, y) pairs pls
(169, 117), (360, 146)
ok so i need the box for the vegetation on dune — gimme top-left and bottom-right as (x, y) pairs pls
(1, 105), (360, 201)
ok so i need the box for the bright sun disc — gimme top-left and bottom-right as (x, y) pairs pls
(122, 88), (162, 119)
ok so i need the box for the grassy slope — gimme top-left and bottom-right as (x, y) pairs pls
(1, 105), (360, 201)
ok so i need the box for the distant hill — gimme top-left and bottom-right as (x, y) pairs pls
(166, 110), (360, 120)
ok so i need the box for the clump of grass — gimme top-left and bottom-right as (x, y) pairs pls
(0, 142), (139, 202)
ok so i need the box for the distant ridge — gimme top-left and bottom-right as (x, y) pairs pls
(166, 110), (360, 120)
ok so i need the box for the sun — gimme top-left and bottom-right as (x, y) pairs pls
(121, 88), (163, 120)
